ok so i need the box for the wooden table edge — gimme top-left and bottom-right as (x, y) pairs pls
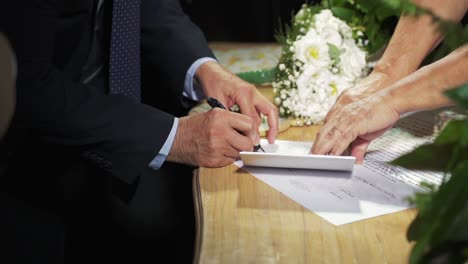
(192, 169), (203, 264)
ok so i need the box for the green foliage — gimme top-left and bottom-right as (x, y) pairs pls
(394, 154), (468, 264)
(446, 84), (468, 110)
(392, 119), (468, 172)
(235, 68), (277, 85)
(392, 85), (468, 264)
(321, 0), (399, 55)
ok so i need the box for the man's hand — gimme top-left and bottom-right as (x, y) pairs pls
(311, 90), (400, 164)
(195, 61), (279, 144)
(167, 108), (256, 167)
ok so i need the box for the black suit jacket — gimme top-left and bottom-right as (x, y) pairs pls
(0, 0), (214, 184)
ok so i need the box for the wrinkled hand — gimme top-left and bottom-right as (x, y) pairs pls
(324, 71), (393, 123)
(311, 91), (400, 164)
(196, 61), (279, 144)
(167, 108), (256, 167)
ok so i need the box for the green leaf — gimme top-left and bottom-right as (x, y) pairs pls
(444, 84), (468, 110)
(327, 43), (342, 65)
(354, 0), (379, 12)
(407, 160), (468, 264)
(323, 0), (349, 7)
(392, 119), (468, 171)
(431, 118), (468, 159)
(433, 119), (468, 146)
(236, 68), (277, 85)
(381, 0), (402, 10)
(391, 143), (454, 171)
(419, 241), (468, 264)
(407, 215), (422, 241)
(331, 6), (357, 23)
(366, 19), (380, 42)
(375, 4), (397, 21)
(331, 0), (348, 6)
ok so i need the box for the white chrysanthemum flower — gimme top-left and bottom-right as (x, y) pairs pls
(321, 27), (343, 47)
(274, 7), (368, 125)
(314, 10), (340, 32)
(314, 9), (353, 39)
(339, 39), (367, 80)
(293, 29), (330, 68)
(286, 66), (339, 123)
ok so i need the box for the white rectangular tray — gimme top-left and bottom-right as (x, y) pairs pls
(240, 139), (356, 171)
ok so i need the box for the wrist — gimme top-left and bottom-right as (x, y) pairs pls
(386, 80), (413, 115)
(372, 53), (417, 82)
(167, 116), (192, 164)
(194, 60), (223, 94)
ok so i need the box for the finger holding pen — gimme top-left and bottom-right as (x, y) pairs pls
(207, 97), (260, 150)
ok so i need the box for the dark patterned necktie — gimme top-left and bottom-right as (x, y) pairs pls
(109, 0), (141, 101)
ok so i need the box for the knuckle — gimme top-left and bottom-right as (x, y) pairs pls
(244, 116), (254, 129)
(209, 108), (223, 118)
(245, 84), (256, 92)
(342, 130), (353, 141)
(326, 129), (335, 140)
(315, 130), (322, 139)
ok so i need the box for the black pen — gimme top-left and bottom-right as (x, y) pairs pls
(207, 97), (227, 110)
(207, 97), (265, 153)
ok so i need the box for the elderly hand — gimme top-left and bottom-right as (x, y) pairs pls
(324, 71), (394, 123)
(311, 90), (400, 164)
(195, 61), (279, 144)
(167, 108), (256, 167)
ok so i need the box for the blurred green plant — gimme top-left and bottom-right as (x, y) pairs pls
(320, 0), (398, 55)
(372, 1), (468, 263)
(392, 84), (468, 264)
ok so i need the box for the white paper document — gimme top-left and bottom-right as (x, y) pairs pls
(235, 109), (449, 225)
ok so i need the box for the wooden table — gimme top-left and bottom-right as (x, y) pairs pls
(192, 86), (417, 263)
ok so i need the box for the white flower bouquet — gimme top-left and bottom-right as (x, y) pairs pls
(273, 6), (370, 126)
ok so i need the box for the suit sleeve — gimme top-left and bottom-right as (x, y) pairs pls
(0, 1), (175, 184)
(141, 0), (216, 100)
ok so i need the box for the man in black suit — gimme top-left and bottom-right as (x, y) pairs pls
(0, 0), (278, 263)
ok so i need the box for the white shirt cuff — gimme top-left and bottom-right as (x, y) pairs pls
(148, 117), (179, 170)
(183, 57), (218, 101)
